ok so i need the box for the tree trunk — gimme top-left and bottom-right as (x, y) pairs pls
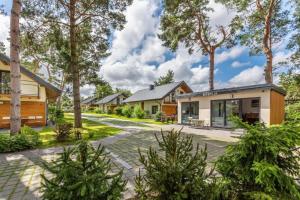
(262, 0), (275, 84)
(70, 0), (82, 128)
(265, 50), (273, 83)
(10, 0), (21, 135)
(56, 73), (65, 110)
(209, 49), (215, 91)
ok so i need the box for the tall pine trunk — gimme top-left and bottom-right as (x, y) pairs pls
(70, 0), (82, 128)
(209, 48), (215, 91)
(265, 50), (273, 83)
(262, 0), (275, 84)
(10, 0), (21, 135)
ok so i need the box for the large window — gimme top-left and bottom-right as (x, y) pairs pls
(0, 71), (10, 94)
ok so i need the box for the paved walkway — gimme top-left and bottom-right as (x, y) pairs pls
(0, 115), (238, 200)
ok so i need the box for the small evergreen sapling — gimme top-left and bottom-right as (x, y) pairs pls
(134, 129), (216, 200)
(216, 117), (300, 200)
(41, 141), (126, 200)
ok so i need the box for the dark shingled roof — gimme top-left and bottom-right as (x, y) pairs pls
(81, 96), (97, 104)
(124, 81), (192, 103)
(95, 93), (122, 105)
(0, 53), (61, 98)
(177, 83), (286, 99)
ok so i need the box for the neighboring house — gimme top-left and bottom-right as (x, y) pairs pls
(177, 84), (286, 127)
(81, 96), (98, 109)
(0, 54), (61, 128)
(123, 81), (193, 116)
(95, 93), (125, 113)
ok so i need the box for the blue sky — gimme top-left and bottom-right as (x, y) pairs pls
(0, 0), (293, 96)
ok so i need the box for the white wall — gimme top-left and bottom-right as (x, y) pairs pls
(177, 89), (271, 126)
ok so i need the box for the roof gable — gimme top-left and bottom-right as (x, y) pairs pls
(0, 54), (61, 99)
(96, 93), (123, 104)
(124, 81), (192, 103)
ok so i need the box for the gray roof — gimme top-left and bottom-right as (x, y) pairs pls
(0, 53), (61, 97)
(124, 81), (192, 103)
(177, 83), (286, 99)
(81, 96), (97, 104)
(95, 93), (122, 105)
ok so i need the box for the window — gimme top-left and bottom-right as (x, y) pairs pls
(152, 105), (158, 114)
(251, 99), (259, 108)
(0, 71), (10, 94)
(171, 92), (175, 102)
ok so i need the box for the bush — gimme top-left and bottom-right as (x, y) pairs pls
(114, 106), (123, 115)
(285, 102), (300, 123)
(154, 111), (162, 121)
(94, 107), (103, 114)
(134, 129), (216, 199)
(133, 105), (145, 119)
(88, 132), (94, 139)
(55, 121), (73, 142)
(122, 105), (133, 118)
(72, 128), (82, 140)
(216, 117), (300, 200)
(107, 109), (113, 114)
(0, 126), (40, 153)
(48, 106), (64, 124)
(41, 140), (126, 200)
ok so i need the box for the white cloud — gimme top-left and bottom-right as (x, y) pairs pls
(231, 61), (250, 68)
(228, 66), (265, 87)
(216, 46), (246, 64)
(0, 14), (10, 55)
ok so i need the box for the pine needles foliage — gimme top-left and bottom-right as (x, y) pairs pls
(41, 140), (126, 200)
(134, 128), (217, 200)
(216, 117), (300, 200)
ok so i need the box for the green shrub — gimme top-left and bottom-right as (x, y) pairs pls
(285, 102), (300, 123)
(135, 129), (216, 199)
(154, 111), (162, 121)
(48, 106), (64, 124)
(133, 105), (145, 119)
(122, 105), (133, 118)
(144, 110), (150, 118)
(88, 132), (94, 139)
(72, 128), (82, 140)
(0, 126), (40, 153)
(107, 109), (113, 114)
(94, 107), (103, 114)
(41, 140), (126, 200)
(55, 121), (73, 142)
(216, 117), (300, 200)
(114, 106), (123, 115)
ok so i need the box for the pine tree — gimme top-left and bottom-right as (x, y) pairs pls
(154, 70), (175, 86)
(216, 117), (300, 200)
(135, 129), (216, 200)
(41, 140), (126, 200)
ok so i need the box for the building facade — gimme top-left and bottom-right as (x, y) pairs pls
(177, 84), (285, 127)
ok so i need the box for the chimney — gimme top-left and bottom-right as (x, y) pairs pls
(149, 84), (154, 90)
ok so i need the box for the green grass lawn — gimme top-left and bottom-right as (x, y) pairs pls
(38, 114), (121, 148)
(81, 112), (172, 125)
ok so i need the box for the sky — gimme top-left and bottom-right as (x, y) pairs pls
(0, 0), (293, 97)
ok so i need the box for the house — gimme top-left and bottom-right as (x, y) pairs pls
(0, 54), (61, 128)
(123, 81), (193, 116)
(95, 93), (125, 113)
(177, 84), (286, 127)
(81, 96), (98, 109)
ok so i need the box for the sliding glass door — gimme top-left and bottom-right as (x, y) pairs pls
(211, 100), (225, 127)
(211, 99), (241, 127)
(181, 102), (199, 124)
